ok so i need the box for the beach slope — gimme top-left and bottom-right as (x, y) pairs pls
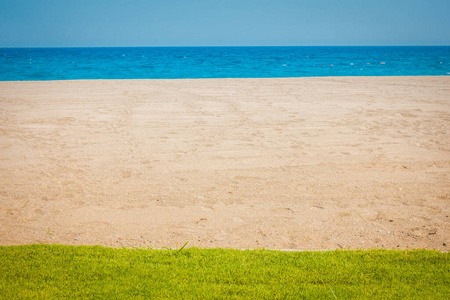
(1, 76), (449, 250)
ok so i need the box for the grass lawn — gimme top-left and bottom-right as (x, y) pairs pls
(0, 245), (448, 299)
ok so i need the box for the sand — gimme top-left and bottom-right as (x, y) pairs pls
(0, 76), (449, 250)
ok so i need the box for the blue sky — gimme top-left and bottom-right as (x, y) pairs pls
(0, 0), (449, 47)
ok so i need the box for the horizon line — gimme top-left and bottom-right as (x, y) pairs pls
(1, 45), (450, 49)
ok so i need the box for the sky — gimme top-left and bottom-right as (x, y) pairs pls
(0, 0), (449, 47)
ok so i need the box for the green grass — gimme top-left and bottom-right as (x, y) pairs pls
(0, 245), (448, 299)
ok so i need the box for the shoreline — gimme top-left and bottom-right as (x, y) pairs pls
(0, 74), (448, 82)
(1, 76), (449, 250)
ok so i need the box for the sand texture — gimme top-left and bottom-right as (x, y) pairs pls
(1, 76), (449, 250)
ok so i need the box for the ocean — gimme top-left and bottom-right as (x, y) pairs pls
(0, 46), (449, 81)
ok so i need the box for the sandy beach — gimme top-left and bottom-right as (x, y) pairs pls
(0, 76), (449, 250)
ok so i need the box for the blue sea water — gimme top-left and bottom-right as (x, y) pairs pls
(0, 46), (449, 81)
